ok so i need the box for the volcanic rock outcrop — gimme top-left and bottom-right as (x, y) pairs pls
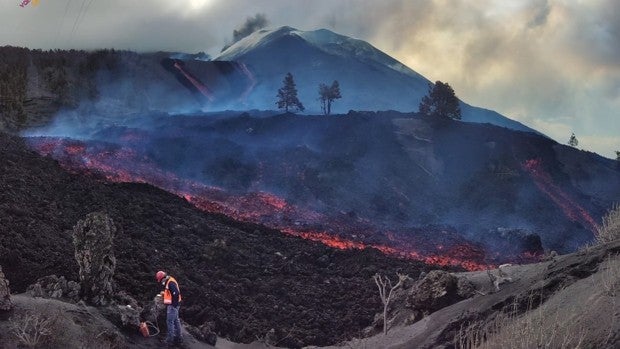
(72, 212), (117, 306)
(0, 265), (12, 311)
(26, 275), (80, 301)
(406, 270), (476, 316)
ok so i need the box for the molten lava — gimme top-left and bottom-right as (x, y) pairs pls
(173, 61), (214, 101)
(27, 136), (539, 271)
(237, 62), (257, 101)
(522, 159), (598, 235)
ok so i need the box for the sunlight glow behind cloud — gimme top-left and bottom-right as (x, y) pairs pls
(0, 0), (618, 158)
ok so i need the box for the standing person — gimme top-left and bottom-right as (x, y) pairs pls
(155, 270), (183, 346)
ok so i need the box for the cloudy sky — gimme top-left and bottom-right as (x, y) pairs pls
(2, 0), (618, 158)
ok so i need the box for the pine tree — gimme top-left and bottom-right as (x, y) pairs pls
(568, 133), (579, 147)
(276, 72), (304, 113)
(615, 151), (619, 161)
(418, 81), (461, 120)
(318, 80), (342, 115)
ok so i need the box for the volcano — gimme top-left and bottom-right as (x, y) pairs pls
(214, 26), (536, 133)
(1, 28), (534, 135)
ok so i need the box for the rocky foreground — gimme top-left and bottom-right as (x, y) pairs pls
(316, 239), (620, 349)
(1, 237), (618, 348)
(0, 131), (433, 347)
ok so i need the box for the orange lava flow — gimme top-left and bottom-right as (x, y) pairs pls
(280, 229), (491, 271)
(28, 137), (516, 271)
(522, 159), (598, 235)
(173, 62), (214, 101)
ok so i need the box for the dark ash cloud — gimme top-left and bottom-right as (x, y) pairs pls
(233, 13), (269, 43)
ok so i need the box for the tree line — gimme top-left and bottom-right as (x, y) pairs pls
(276, 72), (342, 115)
(275, 72), (461, 120)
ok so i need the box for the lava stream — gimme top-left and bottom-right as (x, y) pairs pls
(522, 159), (598, 235)
(28, 137), (526, 271)
(173, 61), (214, 101)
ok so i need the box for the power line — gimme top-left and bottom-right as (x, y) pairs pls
(53, 0), (72, 48)
(69, 0), (86, 42)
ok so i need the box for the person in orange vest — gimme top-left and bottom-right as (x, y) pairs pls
(156, 270), (183, 346)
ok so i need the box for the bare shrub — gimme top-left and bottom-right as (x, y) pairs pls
(10, 311), (54, 348)
(597, 203), (620, 244)
(373, 273), (406, 335)
(455, 293), (587, 349)
(600, 253), (620, 296)
(599, 253), (620, 347)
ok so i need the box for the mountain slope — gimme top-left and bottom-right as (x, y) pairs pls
(215, 27), (536, 133)
(1, 37), (537, 135)
(26, 111), (620, 256)
(0, 131), (428, 347)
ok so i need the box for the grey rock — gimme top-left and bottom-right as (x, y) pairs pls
(103, 304), (141, 330)
(28, 283), (44, 298)
(26, 275), (81, 302)
(406, 270), (474, 315)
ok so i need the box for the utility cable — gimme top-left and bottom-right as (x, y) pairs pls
(53, 0), (72, 48)
(68, 0), (86, 42)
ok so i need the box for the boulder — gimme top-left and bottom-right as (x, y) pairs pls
(0, 265), (12, 311)
(406, 270), (475, 315)
(185, 321), (218, 346)
(103, 304), (141, 330)
(72, 212), (117, 306)
(26, 275), (80, 302)
(103, 292), (142, 330)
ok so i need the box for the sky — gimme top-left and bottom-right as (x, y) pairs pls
(1, 0), (618, 158)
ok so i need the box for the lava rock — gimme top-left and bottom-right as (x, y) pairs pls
(26, 275), (80, 301)
(0, 265), (12, 311)
(406, 270), (475, 315)
(103, 304), (141, 330)
(103, 291), (143, 330)
(72, 211), (117, 306)
(185, 321), (218, 345)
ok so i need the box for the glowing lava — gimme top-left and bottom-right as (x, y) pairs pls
(27, 136), (539, 271)
(522, 159), (598, 235)
(173, 61), (214, 101)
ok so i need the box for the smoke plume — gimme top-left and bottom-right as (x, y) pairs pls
(221, 13), (269, 52)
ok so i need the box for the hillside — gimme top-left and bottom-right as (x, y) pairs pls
(0, 131), (430, 347)
(0, 46), (253, 131)
(215, 26), (536, 132)
(314, 239), (620, 348)
(1, 34), (535, 135)
(25, 111), (620, 259)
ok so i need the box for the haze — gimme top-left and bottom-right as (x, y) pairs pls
(1, 0), (618, 158)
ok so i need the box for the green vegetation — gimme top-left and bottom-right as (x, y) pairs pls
(276, 72), (304, 112)
(568, 133), (578, 147)
(418, 80), (461, 120)
(0, 47), (29, 126)
(318, 80), (341, 115)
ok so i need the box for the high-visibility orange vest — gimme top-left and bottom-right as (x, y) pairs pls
(163, 276), (182, 305)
